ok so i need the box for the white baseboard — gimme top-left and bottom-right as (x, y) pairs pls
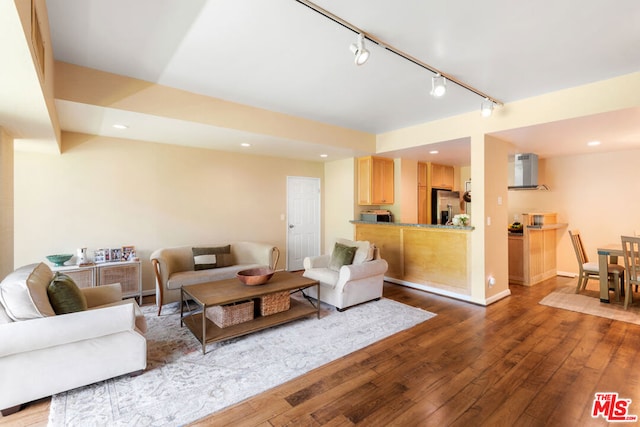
(385, 277), (511, 306)
(557, 271), (577, 278)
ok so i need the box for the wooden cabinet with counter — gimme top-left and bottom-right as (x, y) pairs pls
(358, 156), (394, 205)
(508, 213), (564, 286)
(353, 222), (473, 297)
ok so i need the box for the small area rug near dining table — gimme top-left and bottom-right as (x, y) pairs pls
(539, 285), (640, 325)
(48, 296), (435, 426)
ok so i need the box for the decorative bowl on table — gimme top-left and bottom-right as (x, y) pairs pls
(236, 267), (275, 286)
(46, 254), (73, 266)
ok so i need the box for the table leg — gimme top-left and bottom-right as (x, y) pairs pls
(202, 306), (207, 355)
(180, 288), (184, 326)
(316, 282), (321, 319)
(599, 252), (610, 303)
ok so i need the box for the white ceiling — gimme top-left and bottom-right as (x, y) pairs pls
(36, 0), (640, 161)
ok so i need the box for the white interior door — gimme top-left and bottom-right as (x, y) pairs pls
(286, 176), (320, 271)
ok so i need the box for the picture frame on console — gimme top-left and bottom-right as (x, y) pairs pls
(94, 248), (109, 263)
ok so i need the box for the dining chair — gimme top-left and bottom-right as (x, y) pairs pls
(621, 235), (640, 309)
(568, 229), (624, 300)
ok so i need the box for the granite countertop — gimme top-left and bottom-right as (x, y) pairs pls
(526, 223), (568, 230)
(350, 220), (474, 230)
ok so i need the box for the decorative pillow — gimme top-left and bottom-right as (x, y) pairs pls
(47, 272), (88, 315)
(328, 242), (357, 271)
(336, 238), (373, 265)
(0, 263), (55, 321)
(193, 245), (233, 270)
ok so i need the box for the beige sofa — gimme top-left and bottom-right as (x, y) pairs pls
(150, 242), (279, 315)
(0, 263), (147, 416)
(303, 239), (388, 311)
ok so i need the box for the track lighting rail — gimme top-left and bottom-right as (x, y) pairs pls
(294, 0), (503, 107)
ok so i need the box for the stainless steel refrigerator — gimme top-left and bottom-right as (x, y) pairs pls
(431, 189), (461, 225)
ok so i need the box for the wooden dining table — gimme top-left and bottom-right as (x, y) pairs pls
(597, 244), (624, 303)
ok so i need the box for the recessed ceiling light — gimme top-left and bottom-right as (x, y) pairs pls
(320, 154), (328, 158)
(112, 124), (128, 130)
(241, 143), (251, 147)
(587, 140), (601, 146)
(429, 150), (439, 154)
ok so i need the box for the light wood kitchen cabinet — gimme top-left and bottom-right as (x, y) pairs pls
(508, 235), (525, 283)
(418, 162), (428, 187)
(417, 161), (454, 223)
(418, 185), (428, 224)
(430, 163), (454, 189)
(358, 156), (394, 205)
(508, 213), (564, 286)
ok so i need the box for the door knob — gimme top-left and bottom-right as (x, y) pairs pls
(289, 224), (295, 229)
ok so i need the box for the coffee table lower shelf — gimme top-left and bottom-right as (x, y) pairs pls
(182, 298), (317, 352)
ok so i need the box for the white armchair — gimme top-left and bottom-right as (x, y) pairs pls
(303, 239), (388, 311)
(0, 263), (147, 416)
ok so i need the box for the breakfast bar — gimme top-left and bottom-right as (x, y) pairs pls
(352, 221), (473, 299)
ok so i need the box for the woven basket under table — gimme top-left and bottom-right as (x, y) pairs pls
(258, 291), (291, 316)
(205, 300), (254, 328)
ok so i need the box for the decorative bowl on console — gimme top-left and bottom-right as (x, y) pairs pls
(236, 267), (275, 286)
(46, 254), (73, 266)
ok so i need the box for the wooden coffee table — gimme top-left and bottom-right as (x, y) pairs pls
(180, 271), (320, 354)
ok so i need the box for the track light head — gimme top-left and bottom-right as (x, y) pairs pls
(349, 33), (370, 66)
(481, 98), (494, 117)
(430, 74), (447, 97)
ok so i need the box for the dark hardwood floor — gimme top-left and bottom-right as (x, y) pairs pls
(3, 277), (639, 426)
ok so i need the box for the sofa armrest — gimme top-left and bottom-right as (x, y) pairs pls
(336, 259), (389, 289)
(232, 242), (279, 269)
(0, 303), (138, 358)
(304, 254), (330, 270)
(81, 283), (123, 308)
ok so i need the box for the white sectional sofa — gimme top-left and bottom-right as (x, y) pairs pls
(0, 263), (147, 416)
(150, 242), (279, 315)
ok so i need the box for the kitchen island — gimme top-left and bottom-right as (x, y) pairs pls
(352, 221), (474, 299)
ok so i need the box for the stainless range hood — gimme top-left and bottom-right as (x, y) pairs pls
(508, 153), (549, 190)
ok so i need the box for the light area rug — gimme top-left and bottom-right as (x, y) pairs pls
(539, 285), (640, 325)
(48, 297), (435, 426)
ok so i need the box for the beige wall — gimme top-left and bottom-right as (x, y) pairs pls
(397, 158), (418, 223)
(0, 128), (14, 278)
(14, 132), (323, 293)
(323, 157), (357, 251)
(483, 135), (510, 299)
(508, 149), (640, 275)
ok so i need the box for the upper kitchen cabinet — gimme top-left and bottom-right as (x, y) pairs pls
(358, 156), (394, 205)
(430, 163), (454, 190)
(418, 162), (428, 187)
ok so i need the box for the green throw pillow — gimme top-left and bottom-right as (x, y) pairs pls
(193, 245), (233, 270)
(47, 273), (88, 314)
(328, 242), (357, 271)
